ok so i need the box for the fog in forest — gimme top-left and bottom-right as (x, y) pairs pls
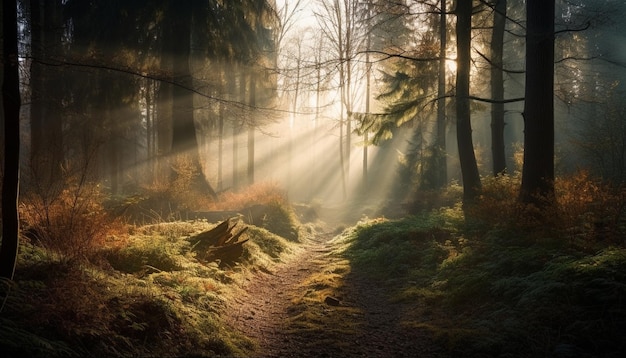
(3, 0), (625, 212)
(2, 1), (626, 357)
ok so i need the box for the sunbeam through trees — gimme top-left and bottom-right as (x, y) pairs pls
(2, 1), (626, 357)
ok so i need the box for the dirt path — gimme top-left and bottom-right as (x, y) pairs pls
(226, 230), (446, 357)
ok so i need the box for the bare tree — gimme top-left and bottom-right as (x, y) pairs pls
(316, 0), (365, 199)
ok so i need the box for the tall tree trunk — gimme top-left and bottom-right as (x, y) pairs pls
(339, 108), (347, 200)
(106, 106), (120, 194)
(157, 60), (173, 186)
(435, 0), (448, 188)
(1, 0), (21, 280)
(363, 40), (370, 188)
(247, 73), (256, 186)
(145, 79), (156, 184)
(167, 3), (217, 200)
(491, 0), (507, 176)
(233, 69), (247, 191)
(456, 0), (481, 205)
(217, 64), (225, 191)
(29, 0), (63, 188)
(519, 0), (555, 205)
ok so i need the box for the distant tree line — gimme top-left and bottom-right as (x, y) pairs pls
(2, 0), (626, 279)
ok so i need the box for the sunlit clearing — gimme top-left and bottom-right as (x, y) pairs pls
(196, 109), (406, 220)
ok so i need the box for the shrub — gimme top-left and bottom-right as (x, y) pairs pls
(466, 171), (626, 248)
(208, 182), (288, 211)
(20, 179), (123, 261)
(554, 170), (626, 249)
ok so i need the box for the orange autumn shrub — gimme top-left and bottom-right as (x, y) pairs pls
(468, 171), (625, 249)
(20, 179), (125, 261)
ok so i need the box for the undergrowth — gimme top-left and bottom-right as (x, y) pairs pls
(338, 171), (626, 357)
(2, 197), (299, 358)
(116, 181), (302, 241)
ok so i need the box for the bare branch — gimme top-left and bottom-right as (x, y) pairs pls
(474, 49), (525, 74)
(555, 21), (591, 36)
(359, 49), (439, 63)
(24, 56), (314, 116)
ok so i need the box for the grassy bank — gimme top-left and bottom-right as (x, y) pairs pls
(1, 190), (306, 358)
(335, 173), (626, 357)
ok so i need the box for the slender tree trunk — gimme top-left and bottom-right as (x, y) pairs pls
(145, 79), (155, 184)
(491, 0), (507, 176)
(336, 0), (347, 200)
(1, 0), (21, 280)
(314, 48), (323, 200)
(456, 0), (481, 205)
(232, 121), (240, 191)
(233, 69), (247, 191)
(519, 0), (555, 205)
(156, 64), (173, 186)
(436, 0), (448, 188)
(106, 107), (120, 194)
(363, 48), (370, 187)
(217, 66), (225, 191)
(247, 74), (256, 186)
(29, 0), (63, 188)
(339, 109), (347, 200)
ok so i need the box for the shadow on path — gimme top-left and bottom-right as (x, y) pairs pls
(226, 227), (446, 357)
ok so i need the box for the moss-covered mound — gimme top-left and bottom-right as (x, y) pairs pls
(1, 218), (297, 358)
(337, 209), (626, 357)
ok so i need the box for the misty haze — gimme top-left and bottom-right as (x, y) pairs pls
(1, 0), (626, 357)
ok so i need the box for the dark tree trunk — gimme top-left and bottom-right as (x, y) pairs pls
(233, 69), (247, 191)
(166, 3), (217, 200)
(169, 11), (196, 157)
(491, 0), (507, 176)
(363, 30), (371, 189)
(247, 73), (256, 186)
(217, 64), (225, 191)
(29, 0), (63, 187)
(1, 0), (21, 280)
(435, 0), (447, 188)
(519, 0), (555, 205)
(157, 35), (173, 186)
(455, 0), (481, 205)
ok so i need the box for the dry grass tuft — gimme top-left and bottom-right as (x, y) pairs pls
(209, 182), (288, 211)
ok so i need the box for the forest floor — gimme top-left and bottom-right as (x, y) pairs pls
(225, 214), (447, 358)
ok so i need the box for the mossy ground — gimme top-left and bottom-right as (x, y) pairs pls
(3, 174), (624, 357)
(0, 218), (299, 358)
(322, 176), (626, 357)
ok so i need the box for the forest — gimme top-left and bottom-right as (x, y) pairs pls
(1, 0), (625, 357)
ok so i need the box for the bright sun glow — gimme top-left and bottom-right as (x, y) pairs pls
(446, 59), (457, 73)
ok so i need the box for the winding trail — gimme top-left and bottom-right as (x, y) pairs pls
(225, 228), (446, 357)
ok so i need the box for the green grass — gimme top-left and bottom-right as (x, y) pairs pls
(1, 218), (298, 358)
(337, 206), (626, 357)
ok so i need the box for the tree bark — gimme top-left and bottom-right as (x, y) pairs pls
(491, 0), (507, 176)
(456, 0), (481, 205)
(1, 0), (21, 280)
(435, 0), (448, 188)
(166, 2), (217, 200)
(217, 63), (225, 191)
(519, 0), (555, 205)
(247, 73), (256, 186)
(29, 0), (63, 187)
